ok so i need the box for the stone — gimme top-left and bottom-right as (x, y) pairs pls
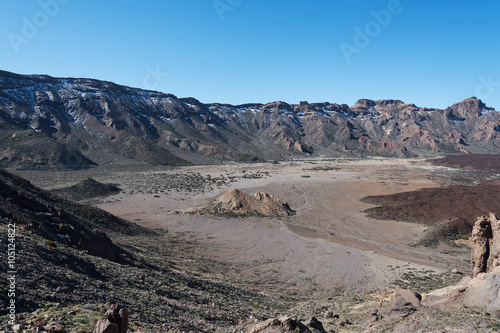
(363, 309), (383, 327)
(235, 315), (327, 332)
(385, 286), (421, 318)
(44, 322), (66, 333)
(93, 319), (119, 333)
(305, 316), (325, 331)
(471, 213), (500, 277)
(55, 286), (71, 294)
(395, 286), (421, 308)
(93, 304), (129, 333)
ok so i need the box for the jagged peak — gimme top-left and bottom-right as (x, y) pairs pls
(445, 96), (490, 118)
(353, 99), (407, 109)
(451, 96), (485, 107)
(353, 99), (376, 108)
(262, 101), (293, 111)
(375, 99), (405, 107)
(180, 97), (205, 107)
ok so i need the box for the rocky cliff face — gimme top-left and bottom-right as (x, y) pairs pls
(1, 70), (500, 167)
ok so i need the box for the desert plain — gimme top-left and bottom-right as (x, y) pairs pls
(15, 157), (474, 296)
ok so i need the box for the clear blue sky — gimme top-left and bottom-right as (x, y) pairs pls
(1, 0), (499, 110)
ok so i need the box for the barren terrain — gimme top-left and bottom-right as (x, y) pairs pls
(15, 158), (473, 295)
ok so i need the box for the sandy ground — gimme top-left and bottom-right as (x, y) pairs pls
(14, 158), (468, 292)
(64, 157), (464, 292)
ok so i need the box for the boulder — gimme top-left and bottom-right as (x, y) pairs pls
(93, 304), (129, 333)
(234, 315), (328, 333)
(363, 309), (382, 327)
(426, 266), (500, 312)
(385, 286), (421, 318)
(44, 322), (65, 333)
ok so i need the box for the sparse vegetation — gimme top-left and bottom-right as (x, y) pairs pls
(44, 240), (58, 248)
(3, 157), (500, 332)
(393, 269), (463, 293)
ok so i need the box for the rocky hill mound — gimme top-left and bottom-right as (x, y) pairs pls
(50, 178), (121, 201)
(184, 188), (295, 218)
(2, 70), (500, 167)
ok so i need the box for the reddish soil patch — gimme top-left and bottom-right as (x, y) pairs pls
(362, 180), (500, 245)
(428, 154), (500, 170)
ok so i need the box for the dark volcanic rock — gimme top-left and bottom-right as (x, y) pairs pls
(50, 178), (121, 201)
(0, 168), (142, 262)
(429, 154), (500, 170)
(362, 180), (500, 244)
(234, 315), (327, 333)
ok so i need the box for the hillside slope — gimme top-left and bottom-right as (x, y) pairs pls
(0, 169), (288, 331)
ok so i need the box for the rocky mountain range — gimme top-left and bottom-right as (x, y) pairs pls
(1, 70), (500, 168)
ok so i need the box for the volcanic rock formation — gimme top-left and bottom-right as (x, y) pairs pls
(93, 304), (129, 333)
(420, 213), (500, 313)
(471, 213), (500, 277)
(183, 188), (295, 218)
(50, 178), (121, 201)
(235, 315), (326, 333)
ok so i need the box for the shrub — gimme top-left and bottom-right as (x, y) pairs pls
(44, 240), (58, 248)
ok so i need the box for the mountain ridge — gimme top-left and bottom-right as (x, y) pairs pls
(1, 70), (499, 168)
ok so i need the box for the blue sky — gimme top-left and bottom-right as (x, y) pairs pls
(1, 0), (499, 110)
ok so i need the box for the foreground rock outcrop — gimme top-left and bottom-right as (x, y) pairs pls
(425, 266), (500, 313)
(234, 315), (327, 333)
(93, 304), (129, 333)
(183, 188), (296, 218)
(384, 286), (422, 319)
(423, 213), (500, 313)
(471, 213), (500, 277)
